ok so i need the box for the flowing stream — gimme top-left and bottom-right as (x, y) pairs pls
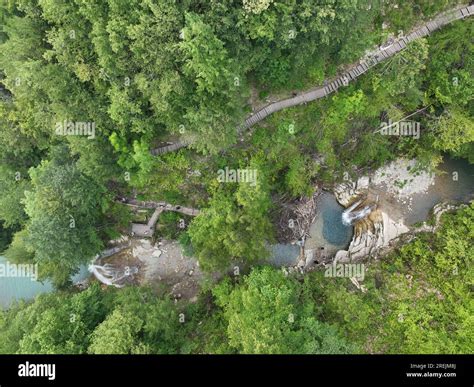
(1, 157), (472, 307)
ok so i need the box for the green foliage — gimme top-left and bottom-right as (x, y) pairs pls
(301, 205), (474, 354)
(0, 206), (471, 354)
(188, 175), (273, 272)
(373, 204), (473, 353)
(180, 12), (246, 153)
(351, 132), (393, 167)
(154, 211), (190, 241)
(424, 19), (474, 108)
(321, 90), (368, 145)
(88, 309), (144, 354)
(21, 149), (107, 285)
(433, 109), (474, 156)
(213, 267), (354, 354)
(0, 164), (29, 228)
(0, 221), (15, 253)
(0, 284), (108, 354)
(3, 229), (34, 263)
(284, 155), (318, 197)
(0, 284), (184, 355)
(372, 39), (429, 106)
(381, 0), (463, 33)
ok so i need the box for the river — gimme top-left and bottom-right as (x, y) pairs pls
(1, 157), (472, 307)
(0, 257), (89, 309)
(268, 156), (473, 266)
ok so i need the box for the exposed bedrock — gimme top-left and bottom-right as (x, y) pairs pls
(334, 207), (409, 263)
(334, 176), (409, 263)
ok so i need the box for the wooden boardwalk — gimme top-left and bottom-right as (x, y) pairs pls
(150, 140), (191, 156)
(151, 4), (474, 156)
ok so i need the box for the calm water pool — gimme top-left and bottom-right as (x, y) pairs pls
(0, 256), (89, 309)
(268, 192), (354, 267)
(404, 157), (474, 225)
(305, 192), (354, 254)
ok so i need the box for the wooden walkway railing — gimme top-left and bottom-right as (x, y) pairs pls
(151, 4), (474, 156)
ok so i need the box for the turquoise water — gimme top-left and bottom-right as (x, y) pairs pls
(0, 256), (89, 309)
(305, 192), (354, 254)
(0, 256), (52, 308)
(268, 192), (354, 267)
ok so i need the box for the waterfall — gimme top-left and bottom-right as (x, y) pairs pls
(88, 261), (138, 288)
(88, 264), (124, 288)
(342, 200), (374, 225)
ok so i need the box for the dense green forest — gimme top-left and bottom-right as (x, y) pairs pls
(0, 0), (472, 354)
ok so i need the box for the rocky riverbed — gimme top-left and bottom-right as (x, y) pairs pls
(331, 157), (471, 263)
(84, 157), (472, 299)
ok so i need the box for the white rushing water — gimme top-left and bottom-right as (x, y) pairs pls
(88, 262), (138, 288)
(341, 201), (374, 226)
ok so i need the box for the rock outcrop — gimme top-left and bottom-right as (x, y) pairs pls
(334, 176), (369, 207)
(334, 209), (409, 262)
(334, 170), (411, 262)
